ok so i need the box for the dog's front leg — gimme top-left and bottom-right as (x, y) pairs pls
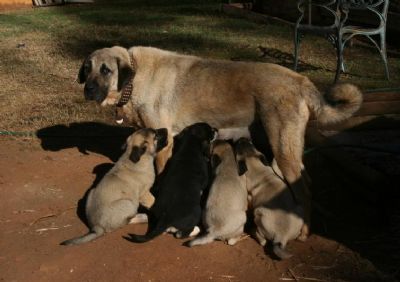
(155, 133), (174, 174)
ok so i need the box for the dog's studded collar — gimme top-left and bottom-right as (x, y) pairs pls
(116, 52), (135, 124)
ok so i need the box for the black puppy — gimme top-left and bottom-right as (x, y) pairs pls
(125, 123), (217, 242)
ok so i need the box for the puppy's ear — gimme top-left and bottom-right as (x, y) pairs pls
(117, 58), (134, 92)
(258, 154), (269, 166)
(78, 59), (90, 84)
(237, 159), (248, 176)
(129, 145), (147, 163)
(211, 154), (222, 169)
(155, 128), (168, 152)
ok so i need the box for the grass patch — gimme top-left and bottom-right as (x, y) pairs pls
(0, 0), (399, 132)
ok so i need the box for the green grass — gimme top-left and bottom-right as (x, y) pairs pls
(0, 0), (399, 131)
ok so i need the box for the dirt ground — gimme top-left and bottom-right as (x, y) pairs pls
(0, 122), (399, 282)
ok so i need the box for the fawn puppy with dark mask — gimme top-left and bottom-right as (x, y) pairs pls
(61, 128), (168, 246)
(235, 138), (304, 259)
(188, 140), (248, 247)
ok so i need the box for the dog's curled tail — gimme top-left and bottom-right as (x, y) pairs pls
(60, 226), (105, 246)
(187, 233), (215, 247)
(273, 242), (293, 260)
(308, 83), (363, 125)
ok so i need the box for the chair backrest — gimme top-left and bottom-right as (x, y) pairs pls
(340, 0), (389, 28)
(296, 0), (341, 28)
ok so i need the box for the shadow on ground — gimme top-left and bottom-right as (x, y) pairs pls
(36, 122), (135, 162)
(305, 116), (400, 279)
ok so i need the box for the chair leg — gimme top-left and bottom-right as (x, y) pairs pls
(380, 32), (390, 80)
(335, 34), (343, 82)
(294, 29), (301, 71)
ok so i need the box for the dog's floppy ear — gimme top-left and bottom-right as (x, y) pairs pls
(129, 145), (147, 163)
(78, 59), (90, 84)
(211, 154), (222, 169)
(155, 128), (168, 152)
(237, 159), (248, 176)
(117, 58), (134, 92)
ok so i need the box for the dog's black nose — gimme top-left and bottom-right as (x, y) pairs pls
(84, 81), (98, 100)
(84, 82), (97, 92)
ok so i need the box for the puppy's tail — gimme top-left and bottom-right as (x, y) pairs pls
(60, 226), (105, 246)
(186, 233), (215, 247)
(306, 82), (363, 125)
(273, 242), (293, 260)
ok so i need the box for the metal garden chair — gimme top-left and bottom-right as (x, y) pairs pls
(293, 0), (390, 82)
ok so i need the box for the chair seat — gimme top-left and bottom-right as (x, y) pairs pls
(340, 25), (383, 35)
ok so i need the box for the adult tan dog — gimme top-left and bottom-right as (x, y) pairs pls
(61, 127), (168, 245)
(78, 46), (363, 238)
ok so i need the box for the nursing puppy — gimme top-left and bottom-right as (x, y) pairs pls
(235, 138), (304, 259)
(61, 128), (168, 246)
(188, 140), (248, 247)
(125, 123), (216, 243)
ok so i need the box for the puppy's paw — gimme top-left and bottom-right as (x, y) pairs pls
(189, 226), (200, 237)
(297, 224), (310, 242)
(128, 213), (148, 224)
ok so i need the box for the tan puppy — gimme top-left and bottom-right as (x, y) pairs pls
(188, 140), (248, 247)
(235, 138), (304, 259)
(61, 128), (168, 245)
(78, 46), (363, 238)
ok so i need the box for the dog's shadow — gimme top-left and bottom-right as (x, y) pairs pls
(36, 122), (135, 162)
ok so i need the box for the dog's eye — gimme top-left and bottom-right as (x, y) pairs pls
(100, 64), (111, 75)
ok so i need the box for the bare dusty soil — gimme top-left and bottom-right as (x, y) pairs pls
(0, 123), (399, 282)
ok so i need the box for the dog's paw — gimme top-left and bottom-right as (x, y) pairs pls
(189, 226), (200, 237)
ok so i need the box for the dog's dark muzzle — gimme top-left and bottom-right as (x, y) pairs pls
(84, 81), (105, 103)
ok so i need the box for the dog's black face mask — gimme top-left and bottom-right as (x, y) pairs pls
(79, 59), (110, 103)
(78, 51), (134, 104)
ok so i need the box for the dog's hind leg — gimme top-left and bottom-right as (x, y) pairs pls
(261, 113), (311, 239)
